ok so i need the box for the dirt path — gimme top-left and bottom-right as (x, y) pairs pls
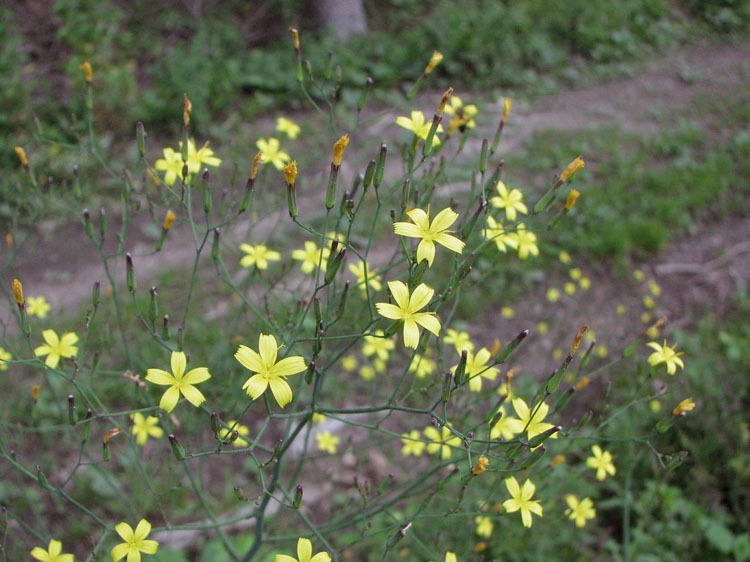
(7, 38), (750, 328)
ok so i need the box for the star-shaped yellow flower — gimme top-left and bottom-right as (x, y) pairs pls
(27, 296), (51, 318)
(375, 281), (441, 349)
(401, 429), (425, 456)
(222, 419), (251, 447)
(452, 347), (499, 392)
(443, 329), (474, 353)
(111, 519), (159, 562)
(503, 476), (543, 528)
(394, 207), (465, 266)
(34, 329), (78, 369)
(444, 95), (478, 134)
(275, 537), (331, 562)
(276, 117), (301, 139)
(512, 224), (539, 259)
(586, 445), (616, 481)
(130, 413), (164, 446)
(348, 260), (382, 294)
(647, 340), (685, 375)
(316, 430), (339, 454)
(239, 243), (281, 270)
(145, 351), (211, 413)
(362, 330), (395, 361)
(565, 495), (596, 527)
(409, 352), (436, 379)
(31, 539), (74, 562)
(490, 405), (521, 440)
(256, 137), (290, 170)
(395, 110), (444, 145)
(235, 333), (307, 408)
(423, 424), (461, 459)
(506, 398), (557, 443)
(475, 515), (494, 538)
(482, 216), (519, 253)
(154, 139), (221, 186)
(491, 181), (528, 221)
(292, 241), (329, 274)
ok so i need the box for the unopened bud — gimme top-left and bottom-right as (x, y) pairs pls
(162, 315), (170, 340)
(438, 87), (453, 116)
(495, 330), (528, 364)
(11, 278), (24, 305)
(332, 134), (350, 167)
(79, 61), (92, 82)
(169, 434), (186, 461)
(293, 485), (303, 508)
(471, 454), (489, 475)
(136, 122), (146, 156)
(125, 253), (136, 293)
(67, 395), (77, 425)
(560, 156), (585, 182)
(374, 144), (387, 189)
(288, 27), (300, 50)
(424, 51), (443, 75)
(528, 426), (560, 449)
(565, 189), (581, 211)
(454, 350), (468, 385)
(14, 146), (28, 167)
(183, 93), (192, 126)
(521, 444), (547, 469)
(363, 159), (376, 190)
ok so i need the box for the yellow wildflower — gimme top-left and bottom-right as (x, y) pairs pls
(145, 351), (211, 413)
(256, 137), (290, 170)
(375, 281), (441, 349)
(31, 539), (74, 562)
(316, 431), (339, 454)
(363, 330), (395, 361)
(647, 340), (685, 375)
(34, 329), (78, 369)
(503, 477), (543, 528)
(490, 182), (528, 221)
(423, 424), (461, 459)
(341, 355), (358, 371)
(275, 537), (330, 562)
(482, 216), (518, 253)
(276, 117), (300, 139)
(130, 413), (164, 446)
(513, 224), (539, 259)
(0, 347), (11, 371)
(565, 495), (596, 527)
(395, 111), (444, 146)
(222, 420), (251, 447)
(348, 260), (382, 294)
(394, 206), (464, 266)
(443, 329), (474, 353)
(239, 243), (281, 270)
(673, 398), (695, 416)
(586, 445), (615, 481)
(111, 519), (159, 562)
(292, 241), (329, 274)
(401, 429), (425, 456)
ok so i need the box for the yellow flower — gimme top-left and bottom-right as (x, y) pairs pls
(34, 329), (78, 369)
(162, 210), (176, 231)
(616, 304), (626, 315)
(276, 117), (300, 139)
(363, 330), (395, 360)
(647, 340), (685, 375)
(376, 281), (441, 349)
(423, 424), (461, 459)
(482, 216), (518, 253)
(312, 413), (326, 424)
(565, 495), (596, 528)
(409, 352), (436, 379)
(506, 398), (557, 443)
(512, 224), (539, 259)
(394, 207), (464, 266)
(547, 288), (561, 303)
(348, 260), (382, 294)
(537, 321), (549, 335)
(130, 413), (164, 446)
(564, 282), (577, 295)
(79, 61), (92, 82)
(475, 515), (494, 538)
(111, 519), (159, 562)
(586, 445), (616, 481)
(401, 429), (425, 456)
(648, 279), (662, 296)
(284, 160), (298, 185)
(501, 306), (515, 319)
(341, 355), (358, 371)
(579, 276), (591, 290)
(550, 454), (566, 467)
(359, 365), (375, 380)
(453, 348), (499, 392)
(239, 243), (281, 270)
(490, 181), (528, 221)
(502, 97), (512, 123)
(292, 241), (329, 274)
(222, 420), (250, 447)
(569, 268), (582, 280)
(26, 296), (51, 318)
(490, 406), (520, 440)
(275, 537), (331, 562)
(443, 329), (474, 353)
(643, 295), (656, 309)
(15, 146), (28, 167)
(154, 140), (221, 186)
(650, 399), (661, 413)
(558, 250), (571, 264)
(443, 95), (478, 133)
(472, 454), (490, 474)
(316, 431), (339, 454)
(256, 137), (290, 170)
(145, 351), (211, 413)
(503, 476), (543, 528)
(673, 398), (695, 416)
(395, 111), (444, 146)
(0, 347), (11, 371)
(633, 268), (645, 281)
(30, 539), (74, 562)
(235, 333), (307, 408)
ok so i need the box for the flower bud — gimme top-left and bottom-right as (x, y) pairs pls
(32, 385), (40, 403)
(136, 122), (146, 156)
(202, 169), (212, 215)
(502, 98), (512, 123)
(672, 398), (695, 416)
(560, 156), (585, 182)
(126, 253), (136, 293)
(36, 465), (49, 489)
(79, 61), (92, 82)
(293, 485), (303, 508)
(454, 350), (468, 385)
(495, 330), (528, 364)
(424, 50), (443, 74)
(479, 139), (489, 173)
(363, 159), (377, 190)
(332, 134), (350, 167)
(565, 189), (581, 211)
(438, 87), (453, 116)
(288, 27), (300, 50)
(211, 228), (220, 262)
(374, 144), (387, 189)
(550, 454), (566, 467)
(162, 315), (170, 340)
(471, 454), (489, 475)
(441, 371), (452, 403)
(67, 395), (77, 425)
(169, 434), (186, 461)
(357, 78), (372, 112)
(183, 93), (192, 127)
(401, 179), (411, 210)
(11, 278), (23, 305)
(148, 287), (158, 326)
(335, 280), (349, 321)
(520, 444), (547, 468)
(305, 360), (315, 384)
(528, 426), (560, 449)
(14, 146), (27, 166)
(162, 209), (176, 231)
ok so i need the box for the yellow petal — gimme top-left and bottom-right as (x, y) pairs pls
(414, 313), (440, 336)
(145, 369), (175, 386)
(387, 281), (410, 310)
(416, 239), (436, 266)
(504, 476), (520, 498)
(42, 329), (59, 347)
(409, 283), (434, 312)
(159, 386), (181, 413)
(402, 320), (420, 349)
(258, 334), (279, 367)
(268, 377), (293, 408)
(115, 522), (135, 542)
(406, 208), (429, 230)
(235, 345), (264, 373)
(170, 351), (187, 378)
(297, 538), (312, 562)
(111, 543), (130, 562)
(434, 233), (465, 254)
(430, 207), (459, 232)
(182, 367), (211, 385)
(270, 356), (307, 378)
(180, 384), (206, 407)
(375, 303), (403, 320)
(393, 221), (422, 239)
(133, 519), (151, 542)
(242, 374), (268, 400)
